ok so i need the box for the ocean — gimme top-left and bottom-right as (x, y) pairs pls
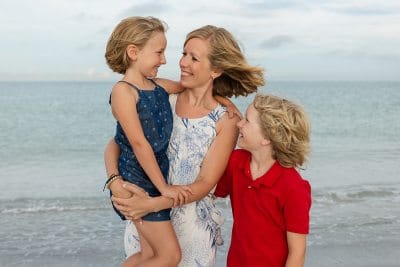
(1, 81), (399, 266)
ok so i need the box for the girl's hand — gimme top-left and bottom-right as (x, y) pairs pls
(160, 185), (193, 207)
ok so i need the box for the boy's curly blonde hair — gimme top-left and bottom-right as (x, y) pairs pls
(253, 94), (311, 168)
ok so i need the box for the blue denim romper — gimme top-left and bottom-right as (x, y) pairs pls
(112, 79), (173, 221)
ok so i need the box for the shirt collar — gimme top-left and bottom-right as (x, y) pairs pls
(255, 160), (284, 187)
(237, 150), (285, 187)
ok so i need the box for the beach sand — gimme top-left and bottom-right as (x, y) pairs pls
(2, 241), (399, 267)
(305, 240), (400, 267)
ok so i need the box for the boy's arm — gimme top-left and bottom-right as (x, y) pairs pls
(156, 78), (184, 94)
(285, 232), (307, 267)
(214, 152), (234, 198)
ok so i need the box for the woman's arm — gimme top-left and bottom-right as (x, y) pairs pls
(285, 232), (307, 267)
(104, 138), (120, 177)
(112, 113), (239, 218)
(155, 78), (184, 94)
(104, 138), (131, 198)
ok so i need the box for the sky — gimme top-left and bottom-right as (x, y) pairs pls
(0, 0), (399, 81)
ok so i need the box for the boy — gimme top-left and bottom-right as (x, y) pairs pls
(215, 94), (311, 267)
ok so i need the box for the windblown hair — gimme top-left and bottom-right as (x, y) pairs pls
(253, 94), (311, 168)
(105, 16), (167, 74)
(185, 25), (265, 97)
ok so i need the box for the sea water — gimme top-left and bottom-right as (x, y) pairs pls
(1, 81), (399, 266)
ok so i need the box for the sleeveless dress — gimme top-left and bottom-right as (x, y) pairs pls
(124, 94), (226, 266)
(113, 80), (173, 221)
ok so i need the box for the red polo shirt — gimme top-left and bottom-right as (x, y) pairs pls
(215, 149), (311, 267)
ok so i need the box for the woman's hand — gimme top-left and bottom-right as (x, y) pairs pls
(111, 182), (152, 220)
(159, 184), (193, 207)
(214, 95), (242, 119)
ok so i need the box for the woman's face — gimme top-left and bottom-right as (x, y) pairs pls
(179, 38), (214, 89)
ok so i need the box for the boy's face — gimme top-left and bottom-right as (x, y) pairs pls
(236, 104), (268, 151)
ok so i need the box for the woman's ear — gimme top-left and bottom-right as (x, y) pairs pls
(211, 68), (223, 80)
(126, 44), (139, 61)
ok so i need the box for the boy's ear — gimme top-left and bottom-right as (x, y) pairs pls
(261, 138), (271, 146)
(126, 44), (139, 60)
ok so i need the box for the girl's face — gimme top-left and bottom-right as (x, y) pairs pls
(135, 31), (167, 78)
(236, 103), (268, 151)
(179, 38), (215, 89)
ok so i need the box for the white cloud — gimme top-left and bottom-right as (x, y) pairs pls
(0, 0), (399, 81)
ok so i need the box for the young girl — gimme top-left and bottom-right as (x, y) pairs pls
(215, 94), (312, 267)
(104, 16), (192, 267)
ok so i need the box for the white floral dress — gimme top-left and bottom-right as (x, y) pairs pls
(124, 94), (226, 267)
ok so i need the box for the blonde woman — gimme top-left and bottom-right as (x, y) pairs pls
(107, 25), (265, 266)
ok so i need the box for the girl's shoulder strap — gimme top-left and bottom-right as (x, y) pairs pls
(147, 78), (158, 87)
(109, 80), (140, 105)
(117, 80), (140, 91)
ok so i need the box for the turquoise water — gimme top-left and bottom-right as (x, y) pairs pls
(1, 81), (399, 266)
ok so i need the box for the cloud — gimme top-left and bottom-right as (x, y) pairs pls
(317, 1), (400, 16)
(120, 1), (171, 17)
(329, 6), (398, 16)
(242, 0), (302, 10)
(326, 49), (400, 62)
(76, 43), (96, 51)
(260, 35), (295, 49)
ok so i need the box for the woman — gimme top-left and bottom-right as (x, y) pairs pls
(105, 25), (265, 266)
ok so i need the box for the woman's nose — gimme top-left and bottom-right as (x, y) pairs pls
(179, 55), (188, 67)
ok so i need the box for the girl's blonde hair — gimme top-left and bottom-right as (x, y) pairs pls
(185, 25), (265, 97)
(105, 16), (167, 74)
(253, 94), (311, 168)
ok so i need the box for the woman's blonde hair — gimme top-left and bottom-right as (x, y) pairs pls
(185, 25), (265, 97)
(253, 94), (311, 168)
(105, 16), (167, 74)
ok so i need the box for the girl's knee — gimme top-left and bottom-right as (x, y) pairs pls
(161, 246), (181, 266)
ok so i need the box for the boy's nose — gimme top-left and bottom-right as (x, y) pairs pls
(236, 119), (244, 128)
(161, 55), (166, 65)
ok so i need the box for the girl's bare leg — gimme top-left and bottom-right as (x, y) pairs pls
(134, 220), (181, 267)
(122, 227), (154, 267)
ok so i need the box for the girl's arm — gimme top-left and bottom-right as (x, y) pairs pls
(112, 113), (239, 218)
(111, 83), (190, 204)
(155, 78), (184, 94)
(285, 232), (307, 267)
